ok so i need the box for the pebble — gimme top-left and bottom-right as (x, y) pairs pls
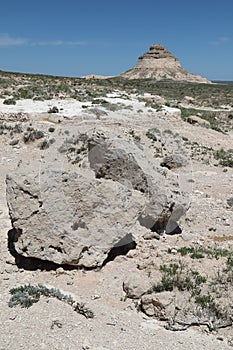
(9, 315), (17, 321)
(181, 232), (193, 241)
(56, 267), (65, 275)
(126, 250), (138, 258)
(82, 339), (91, 349)
(143, 232), (160, 240)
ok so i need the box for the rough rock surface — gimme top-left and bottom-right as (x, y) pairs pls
(140, 291), (175, 320)
(6, 130), (190, 267)
(88, 132), (190, 234)
(120, 44), (210, 83)
(123, 271), (153, 299)
(6, 168), (144, 267)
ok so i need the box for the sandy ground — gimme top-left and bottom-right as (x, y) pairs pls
(0, 95), (233, 349)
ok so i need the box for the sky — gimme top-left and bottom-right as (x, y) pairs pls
(0, 0), (233, 80)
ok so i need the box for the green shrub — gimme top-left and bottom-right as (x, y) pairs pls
(155, 263), (207, 296)
(39, 140), (50, 149)
(227, 197), (233, 207)
(23, 128), (45, 143)
(3, 98), (16, 105)
(214, 148), (233, 167)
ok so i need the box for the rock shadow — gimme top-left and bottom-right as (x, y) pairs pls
(7, 229), (137, 271)
(7, 228), (78, 271)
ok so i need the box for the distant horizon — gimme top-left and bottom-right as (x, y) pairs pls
(1, 0), (233, 81)
(1, 67), (233, 83)
(0, 69), (233, 84)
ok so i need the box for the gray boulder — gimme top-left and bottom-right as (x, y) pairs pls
(6, 169), (144, 267)
(6, 129), (190, 267)
(88, 132), (189, 233)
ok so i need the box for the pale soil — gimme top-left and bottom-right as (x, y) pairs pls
(0, 94), (233, 349)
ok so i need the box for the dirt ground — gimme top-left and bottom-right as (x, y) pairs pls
(0, 93), (233, 349)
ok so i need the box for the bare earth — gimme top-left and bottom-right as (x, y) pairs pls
(0, 90), (233, 349)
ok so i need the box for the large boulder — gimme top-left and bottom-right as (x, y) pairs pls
(6, 129), (190, 267)
(6, 169), (144, 267)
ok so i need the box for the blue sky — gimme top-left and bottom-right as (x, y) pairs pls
(0, 0), (233, 80)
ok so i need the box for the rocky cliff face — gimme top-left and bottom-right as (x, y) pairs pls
(120, 44), (210, 83)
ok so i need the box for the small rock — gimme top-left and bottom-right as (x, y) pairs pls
(143, 232), (160, 240)
(56, 267), (65, 275)
(126, 249), (138, 258)
(217, 336), (224, 341)
(9, 139), (19, 146)
(140, 291), (175, 320)
(66, 281), (74, 285)
(123, 271), (152, 299)
(9, 315), (17, 320)
(186, 115), (210, 126)
(181, 232), (193, 241)
(4, 265), (19, 273)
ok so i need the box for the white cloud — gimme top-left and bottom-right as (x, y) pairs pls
(210, 36), (230, 45)
(31, 40), (85, 46)
(0, 33), (28, 47)
(67, 41), (85, 46)
(0, 33), (85, 47)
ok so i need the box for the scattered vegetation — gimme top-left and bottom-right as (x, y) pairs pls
(147, 247), (233, 331)
(58, 132), (88, 163)
(0, 122), (23, 136)
(23, 127), (45, 143)
(169, 246), (233, 259)
(214, 148), (233, 167)
(8, 284), (94, 318)
(180, 107), (226, 133)
(154, 262), (207, 297)
(1, 71), (233, 110)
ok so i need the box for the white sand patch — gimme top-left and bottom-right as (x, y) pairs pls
(0, 98), (92, 118)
